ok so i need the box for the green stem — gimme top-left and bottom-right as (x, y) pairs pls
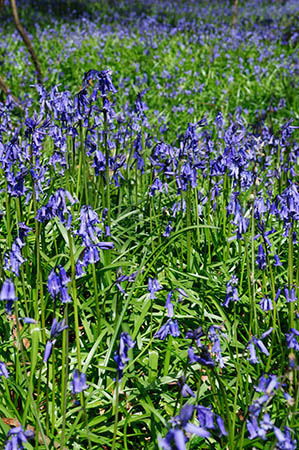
(67, 231), (82, 370)
(288, 225), (294, 330)
(4, 178), (12, 247)
(163, 335), (173, 377)
(60, 305), (69, 449)
(112, 376), (120, 450)
(186, 187), (192, 271)
(92, 263), (101, 337)
(51, 346), (57, 435)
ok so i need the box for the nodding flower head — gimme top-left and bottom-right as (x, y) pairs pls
(256, 244), (267, 270)
(0, 279), (17, 314)
(82, 69), (116, 96)
(71, 369), (88, 394)
(114, 332), (135, 382)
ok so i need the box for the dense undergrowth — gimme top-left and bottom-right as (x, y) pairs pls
(0, 1), (298, 449)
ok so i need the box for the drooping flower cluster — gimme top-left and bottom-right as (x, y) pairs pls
(223, 275), (239, 308)
(158, 403), (211, 450)
(246, 374), (297, 449)
(74, 205), (114, 275)
(5, 426), (34, 450)
(196, 405), (227, 437)
(36, 188), (76, 229)
(247, 328), (273, 364)
(47, 266), (72, 303)
(186, 325), (225, 368)
(114, 332), (135, 382)
(4, 223), (31, 276)
(43, 318), (68, 363)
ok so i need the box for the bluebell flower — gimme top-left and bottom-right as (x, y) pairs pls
(216, 415), (227, 437)
(215, 111), (224, 131)
(254, 222), (276, 247)
(163, 221), (173, 237)
(74, 88), (89, 119)
(165, 291), (174, 317)
(176, 288), (188, 302)
(47, 267), (72, 303)
(18, 223), (31, 241)
(275, 288), (281, 302)
(284, 287), (297, 303)
(231, 208), (249, 240)
(178, 377), (195, 398)
(274, 426), (297, 450)
(150, 178), (165, 196)
(155, 319), (180, 340)
(75, 260), (86, 277)
(43, 318), (68, 363)
(247, 413), (273, 440)
(0, 361), (9, 378)
(196, 405), (227, 436)
(249, 394), (270, 417)
(248, 328), (273, 364)
(114, 332), (135, 382)
(248, 341), (259, 364)
(36, 189), (76, 229)
(277, 182), (299, 235)
(134, 92), (148, 120)
(83, 69), (116, 96)
(5, 426), (34, 450)
(115, 269), (139, 295)
(196, 405), (215, 429)
(0, 279), (17, 301)
(50, 318), (68, 339)
(47, 270), (60, 299)
(4, 238), (26, 276)
(148, 277), (162, 299)
(254, 196), (269, 220)
(0, 279), (17, 314)
(98, 242), (114, 250)
(159, 403), (210, 450)
(43, 341), (53, 364)
(185, 327), (204, 346)
(92, 149), (106, 175)
(226, 191), (240, 217)
(76, 205), (101, 246)
(71, 369), (88, 394)
(285, 328), (299, 351)
(223, 276), (239, 307)
(208, 326), (225, 368)
(23, 317), (37, 324)
(252, 374), (280, 409)
(82, 244), (100, 266)
(188, 346), (215, 367)
(256, 244), (267, 270)
(273, 254), (282, 266)
(259, 296), (273, 311)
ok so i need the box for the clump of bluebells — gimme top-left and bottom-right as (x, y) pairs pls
(0, 15), (298, 448)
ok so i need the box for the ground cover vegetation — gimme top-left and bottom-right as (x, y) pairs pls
(0, 0), (298, 448)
